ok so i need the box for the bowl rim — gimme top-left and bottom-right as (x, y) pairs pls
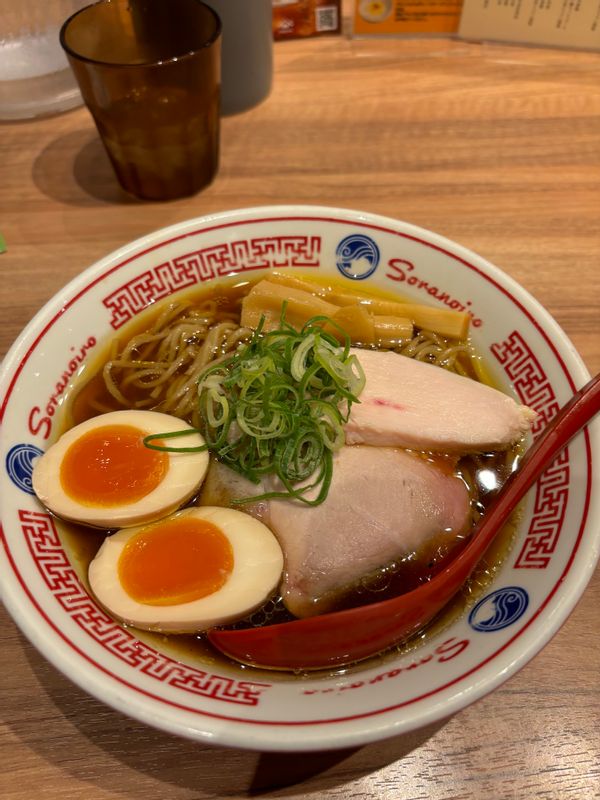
(1, 204), (598, 751)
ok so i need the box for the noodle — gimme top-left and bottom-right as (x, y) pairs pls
(398, 330), (474, 376)
(101, 301), (252, 426)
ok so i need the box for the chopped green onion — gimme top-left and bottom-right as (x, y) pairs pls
(144, 428), (209, 453)
(144, 306), (365, 506)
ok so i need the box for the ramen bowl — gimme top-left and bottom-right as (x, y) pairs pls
(1, 205), (598, 751)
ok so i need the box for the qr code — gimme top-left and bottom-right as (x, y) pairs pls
(315, 5), (339, 32)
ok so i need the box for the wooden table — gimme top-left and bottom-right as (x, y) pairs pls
(1, 17), (599, 800)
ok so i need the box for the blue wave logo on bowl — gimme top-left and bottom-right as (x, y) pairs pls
(5, 443), (43, 495)
(468, 586), (529, 632)
(335, 234), (380, 280)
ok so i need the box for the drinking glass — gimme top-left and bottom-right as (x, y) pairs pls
(60, 0), (222, 201)
(0, 0), (88, 120)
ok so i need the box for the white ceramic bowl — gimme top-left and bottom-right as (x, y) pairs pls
(1, 205), (598, 751)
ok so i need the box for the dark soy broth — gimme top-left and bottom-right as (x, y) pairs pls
(56, 277), (524, 676)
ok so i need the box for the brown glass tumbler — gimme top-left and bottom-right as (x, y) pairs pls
(60, 0), (221, 201)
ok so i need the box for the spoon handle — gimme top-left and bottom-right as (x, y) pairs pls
(466, 370), (600, 561)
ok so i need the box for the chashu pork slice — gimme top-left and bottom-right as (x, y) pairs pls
(345, 347), (536, 453)
(200, 447), (471, 620)
(267, 445), (471, 618)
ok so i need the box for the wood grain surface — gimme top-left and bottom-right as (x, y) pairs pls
(1, 11), (599, 800)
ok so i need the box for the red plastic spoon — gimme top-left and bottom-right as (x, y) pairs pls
(208, 372), (600, 670)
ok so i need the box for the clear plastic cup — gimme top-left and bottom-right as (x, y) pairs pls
(0, 0), (89, 120)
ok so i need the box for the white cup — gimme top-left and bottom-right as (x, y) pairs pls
(205, 0), (273, 115)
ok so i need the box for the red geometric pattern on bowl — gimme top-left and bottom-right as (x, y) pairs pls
(491, 330), (569, 569)
(18, 509), (271, 706)
(103, 235), (321, 329)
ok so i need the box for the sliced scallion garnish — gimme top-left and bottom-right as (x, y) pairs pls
(144, 306), (365, 505)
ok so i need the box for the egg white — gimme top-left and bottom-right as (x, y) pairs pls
(32, 409), (209, 528)
(88, 506), (284, 633)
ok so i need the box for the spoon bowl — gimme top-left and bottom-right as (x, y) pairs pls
(208, 372), (600, 670)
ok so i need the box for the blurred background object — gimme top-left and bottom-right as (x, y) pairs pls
(272, 0), (341, 40)
(206, 0), (273, 115)
(0, 0), (89, 120)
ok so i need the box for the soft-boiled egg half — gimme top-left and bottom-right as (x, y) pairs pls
(88, 506), (284, 632)
(32, 410), (209, 529)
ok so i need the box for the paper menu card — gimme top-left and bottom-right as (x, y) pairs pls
(458, 0), (600, 51)
(353, 1), (463, 36)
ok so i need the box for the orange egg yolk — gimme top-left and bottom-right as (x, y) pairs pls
(118, 517), (234, 606)
(60, 424), (168, 506)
